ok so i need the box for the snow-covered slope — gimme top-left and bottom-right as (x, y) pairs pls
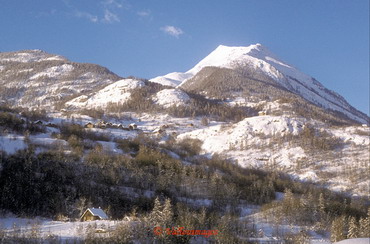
(150, 72), (193, 87)
(66, 78), (145, 109)
(150, 44), (368, 124)
(0, 49), (65, 63)
(153, 89), (190, 108)
(178, 115), (305, 157)
(0, 50), (121, 109)
(333, 238), (370, 244)
(177, 115), (370, 195)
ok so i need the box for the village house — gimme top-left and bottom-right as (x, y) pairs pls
(46, 122), (58, 128)
(96, 121), (107, 129)
(258, 110), (267, 116)
(129, 123), (137, 130)
(84, 122), (94, 128)
(153, 128), (165, 135)
(80, 208), (109, 222)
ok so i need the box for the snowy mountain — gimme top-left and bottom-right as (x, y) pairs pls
(0, 47), (368, 196)
(65, 78), (145, 109)
(150, 44), (368, 124)
(0, 49), (121, 109)
(1, 47), (369, 243)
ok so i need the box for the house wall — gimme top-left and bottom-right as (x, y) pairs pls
(81, 211), (99, 221)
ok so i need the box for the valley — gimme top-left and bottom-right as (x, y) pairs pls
(0, 45), (369, 243)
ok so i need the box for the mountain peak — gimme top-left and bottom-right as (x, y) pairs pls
(248, 42), (264, 49)
(150, 43), (369, 124)
(215, 43), (269, 55)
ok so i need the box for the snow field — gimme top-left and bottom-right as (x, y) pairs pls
(153, 88), (190, 108)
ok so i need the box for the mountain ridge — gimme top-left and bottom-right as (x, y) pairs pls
(150, 44), (368, 124)
(0, 49), (122, 109)
(0, 47), (368, 124)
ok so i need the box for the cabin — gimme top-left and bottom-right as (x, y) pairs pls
(111, 123), (120, 129)
(160, 124), (170, 130)
(80, 208), (109, 222)
(258, 111), (267, 116)
(84, 122), (94, 128)
(153, 128), (165, 134)
(46, 122), (58, 128)
(129, 123), (137, 130)
(96, 121), (107, 129)
(34, 120), (43, 125)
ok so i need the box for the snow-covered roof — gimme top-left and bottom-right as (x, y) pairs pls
(85, 208), (108, 220)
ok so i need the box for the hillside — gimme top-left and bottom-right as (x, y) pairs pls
(0, 46), (369, 243)
(0, 50), (121, 109)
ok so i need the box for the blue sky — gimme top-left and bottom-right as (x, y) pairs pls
(0, 0), (369, 115)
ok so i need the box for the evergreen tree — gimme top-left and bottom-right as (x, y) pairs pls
(318, 193), (326, 217)
(358, 218), (367, 237)
(282, 189), (294, 216)
(366, 208), (370, 237)
(347, 216), (359, 239)
(330, 216), (346, 242)
(162, 198), (174, 227)
(358, 208), (370, 237)
(148, 197), (163, 227)
(147, 197), (173, 228)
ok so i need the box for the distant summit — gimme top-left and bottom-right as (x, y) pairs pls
(150, 44), (369, 124)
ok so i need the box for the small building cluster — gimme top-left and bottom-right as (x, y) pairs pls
(85, 121), (138, 130)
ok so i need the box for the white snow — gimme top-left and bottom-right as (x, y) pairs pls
(333, 238), (370, 244)
(44, 56), (65, 61)
(150, 44), (282, 87)
(96, 141), (121, 153)
(150, 72), (193, 87)
(298, 171), (319, 182)
(31, 133), (68, 148)
(0, 135), (27, 154)
(330, 126), (369, 146)
(153, 88), (190, 108)
(30, 64), (74, 80)
(0, 216), (122, 241)
(178, 115), (304, 155)
(66, 78), (145, 109)
(1, 52), (39, 63)
(1, 50), (65, 63)
(277, 147), (306, 168)
(177, 197), (212, 207)
(175, 114), (369, 195)
(151, 43), (368, 124)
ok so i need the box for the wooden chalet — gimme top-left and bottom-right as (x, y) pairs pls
(80, 208), (109, 222)
(84, 122), (94, 128)
(128, 123), (137, 130)
(258, 111), (267, 116)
